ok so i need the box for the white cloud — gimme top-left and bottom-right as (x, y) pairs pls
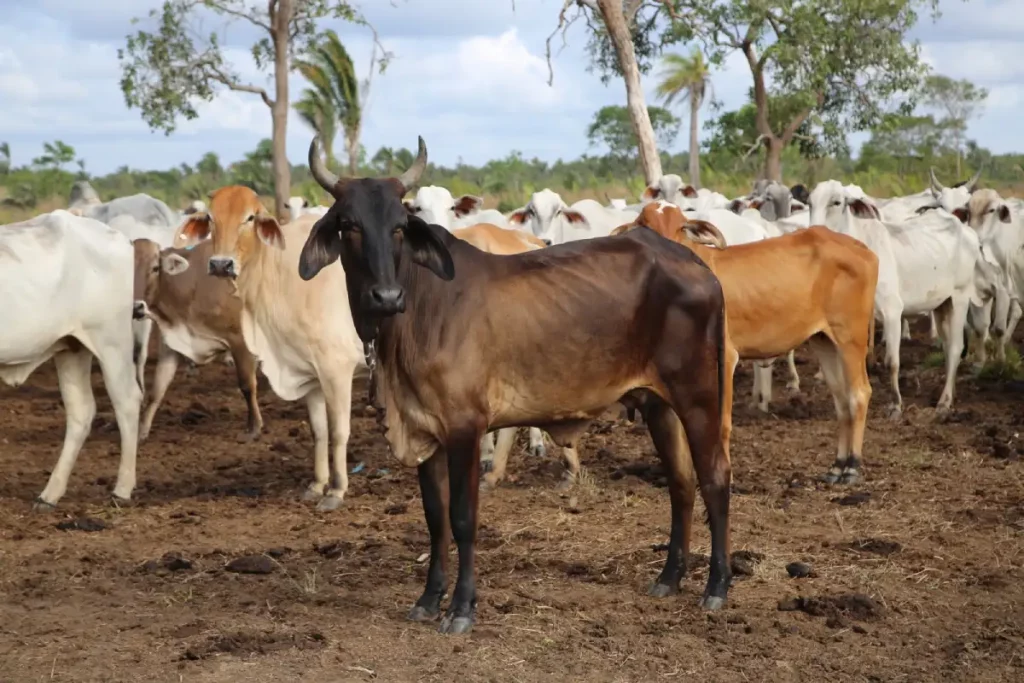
(0, 0), (1022, 176)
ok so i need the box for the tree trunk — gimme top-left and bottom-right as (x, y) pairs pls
(270, 0), (293, 220)
(688, 92), (701, 189)
(346, 124), (360, 176)
(764, 136), (783, 181)
(597, 0), (662, 184)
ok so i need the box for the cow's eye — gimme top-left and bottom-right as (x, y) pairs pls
(152, 265), (160, 273)
(246, 214), (255, 222)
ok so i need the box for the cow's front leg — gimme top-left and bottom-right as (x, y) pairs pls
(408, 449), (450, 622)
(439, 430), (482, 635)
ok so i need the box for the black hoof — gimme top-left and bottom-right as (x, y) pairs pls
(407, 604), (440, 623)
(700, 595), (726, 611)
(839, 469), (862, 485)
(530, 445), (547, 459)
(32, 498), (57, 512)
(438, 614), (474, 635)
(480, 459), (494, 474)
(648, 582), (678, 598)
(821, 470), (842, 484)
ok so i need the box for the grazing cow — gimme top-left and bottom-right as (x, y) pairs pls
(0, 211), (142, 507)
(405, 186), (509, 231)
(298, 135), (732, 634)
(177, 178), (373, 511)
(68, 181), (181, 247)
(809, 180), (988, 416)
(616, 202), (877, 483)
(507, 189), (638, 245)
(132, 239), (263, 442)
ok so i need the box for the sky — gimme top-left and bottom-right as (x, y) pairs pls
(1, 0), (1022, 175)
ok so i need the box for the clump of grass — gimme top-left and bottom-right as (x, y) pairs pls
(923, 351), (946, 369)
(977, 345), (1023, 381)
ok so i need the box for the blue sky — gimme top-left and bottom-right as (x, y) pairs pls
(1, 0), (1022, 175)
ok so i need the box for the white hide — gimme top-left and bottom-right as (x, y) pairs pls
(0, 210), (142, 506)
(406, 186), (509, 231)
(508, 189), (638, 244)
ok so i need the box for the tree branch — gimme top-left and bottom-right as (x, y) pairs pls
(743, 134), (768, 159)
(209, 64), (274, 107)
(203, 0), (272, 31)
(545, 0), (584, 87)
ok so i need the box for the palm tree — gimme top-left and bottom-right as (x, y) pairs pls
(655, 48), (712, 189)
(293, 30), (362, 175)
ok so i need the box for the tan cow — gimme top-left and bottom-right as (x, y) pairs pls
(613, 202), (878, 484)
(132, 239), (263, 442)
(176, 184), (378, 511)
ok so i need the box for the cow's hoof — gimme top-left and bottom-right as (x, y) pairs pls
(530, 444), (547, 459)
(839, 469), (862, 485)
(315, 495), (344, 511)
(438, 614), (474, 635)
(887, 406), (902, 421)
(700, 595), (726, 611)
(821, 470), (842, 484)
(648, 582), (678, 598)
(555, 475), (575, 492)
(236, 430), (261, 444)
(301, 487), (324, 503)
(31, 498), (57, 513)
(480, 475), (498, 491)
(407, 605), (439, 622)
(480, 459), (494, 474)
(110, 494), (134, 508)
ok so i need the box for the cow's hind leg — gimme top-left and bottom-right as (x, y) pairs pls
(439, 428), (484, 635)
(408, 449), (450, 623)
(132, 317), (152, 394)
(785, 350), (800, 392)
(880, 306), (904, 419)
(937, 297), (969, 414)
(481, 428), (517, 488)
(645, 399), (696, 598)
(231, 341), (263, 442)
(809, 336), (855, 484)
(528, 427), (546, 458)
(139, 341), (179, 442)
(35, 350), (97, 509)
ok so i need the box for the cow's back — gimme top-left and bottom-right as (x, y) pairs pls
(0, 211), (134, 369)
(86, 194), (180, 228)
(238, 214), (363, 400)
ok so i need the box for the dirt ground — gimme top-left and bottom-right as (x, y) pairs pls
(1, 321), (1022, 683)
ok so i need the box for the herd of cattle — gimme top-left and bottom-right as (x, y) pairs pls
(1, 135), (1021, 635)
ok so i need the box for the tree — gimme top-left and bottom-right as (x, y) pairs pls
(659, 0), (938, 180)
(858, 113), (950, 177)
(656, 48), (711, 188)
(196, 152), (224, 180)
(587, 105), (680, 169)
(230, 139), (275, 196)
(546, 0), (684, 183)
(32, 141), (77, 171)
(119, 0), (380, 219)
(371, 146), (396, 175)
(0, 142), (9, 176)
(293, 29), (379, 175)
(921, 74), (988, 177)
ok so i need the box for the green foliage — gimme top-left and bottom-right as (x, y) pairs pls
(977, 346), (1023, 382)
(293, 29), (361, 173)
(587, 105), (680, 165)
(655, 48), (711, 108)
(0, 142), (10, 176)
(32, 140), (79, 171)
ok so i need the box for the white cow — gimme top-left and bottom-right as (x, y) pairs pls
(404, 186), (508, 231)
(288, 196), (329, 222)
(809, 180), (988, 416)
(877, 168), (981, 223)
(642, 174), (730, 210)
(0, 210), (142, 507)
(508, 189), (638, 245)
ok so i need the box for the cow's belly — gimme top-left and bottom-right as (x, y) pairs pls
(0, 339), (76, 387)
(159, 322), (228, 364)
(488, 378), (644, 428)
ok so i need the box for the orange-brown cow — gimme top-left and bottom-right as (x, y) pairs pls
(615, 202), (878, 484)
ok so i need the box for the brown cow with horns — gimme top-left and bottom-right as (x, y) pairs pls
(294, 135), (732, 635)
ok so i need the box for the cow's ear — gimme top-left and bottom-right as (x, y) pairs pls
(404, 215), (455, 281)
(846, 198), (881, 220)
(161, 253), (190, 276)
(507, 208), (529, 225)
(683, 220), (727, 248)
(642, 185), (660, 199)
(561, 209), (588, 225)
(727, 199), (745, 214)
(682, 185), (699, 198)
(298, 214), (342, 281)
(179, 213), (212, 245)
(952, 207), (969, 223)
(255, 214), (284, 249)
(453, 194), (483, 217)
(999, 204), (1011, 223)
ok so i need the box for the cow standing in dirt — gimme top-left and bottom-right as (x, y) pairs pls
(132, 239), (264, 442)
(296, 135), (732, 635)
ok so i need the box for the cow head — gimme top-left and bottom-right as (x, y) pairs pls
(132, 238), (189, 320)
(405, 186), (484, 230)
(808, 180), (881, 225)
(642, 174), (697, 208)
(507, 188), (586, 244)
(634, 201), (727, 249)
(298, 135), (453, 340)
(930, 166), (982, 206)
(961, 189), (1013, 242)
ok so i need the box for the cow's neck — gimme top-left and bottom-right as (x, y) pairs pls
(236, 242), (281, 314)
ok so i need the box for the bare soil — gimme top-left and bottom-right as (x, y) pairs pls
(1, 321), (1022, 682)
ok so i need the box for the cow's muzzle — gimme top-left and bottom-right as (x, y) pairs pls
(362, 285), (406, 315)
(132, 301), (148, 320)
(209, 257), (237, 279)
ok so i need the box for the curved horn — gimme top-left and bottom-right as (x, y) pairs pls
(396, 136), (428, 192)
(308, 136), (340, 192)
(929, 166), (945, 193)
(966, 164), (984, 192)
